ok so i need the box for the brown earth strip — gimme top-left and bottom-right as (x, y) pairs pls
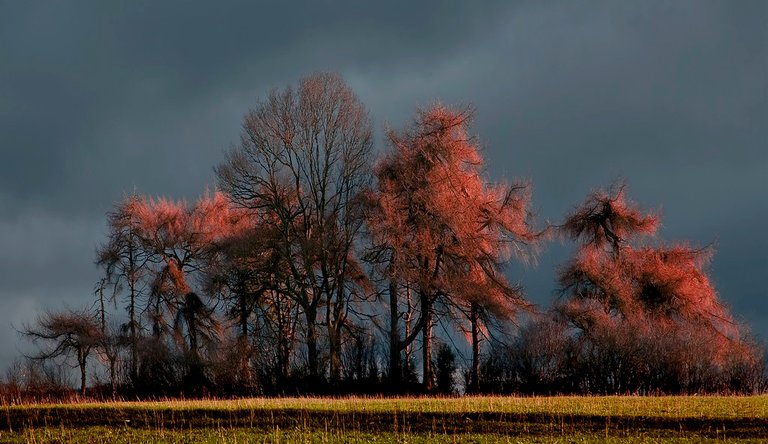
(1, 407), (766, 439)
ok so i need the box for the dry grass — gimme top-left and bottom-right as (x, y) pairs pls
(10, 395), (766, 419)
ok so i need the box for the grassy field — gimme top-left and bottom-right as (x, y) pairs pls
(1, 395), (767, 442)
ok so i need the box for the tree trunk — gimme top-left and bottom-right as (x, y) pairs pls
(275, 293), (292, 383)
(128, 231), (139, 382)
(187, 310), (198, 360)
(278, 333), (290, 382)
(403, 284), (414, 378)
(388, 279), (401, 385)
(240, 290), (249, 340)
(327, 282), (345, 385)
(78, 350), (87, 397)
(97, 281), (106, 333)
(110, 357), (117, 398)
(238, 289), (252, 388)
(305, 304), (319, 381)
(470, 303), (480, 393)
(328, 328), (341, 383)
(421, 290), (434, 391)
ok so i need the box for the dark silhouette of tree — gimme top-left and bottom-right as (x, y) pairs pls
(366, 105), (539, 390)
(22, 309), (102, 396)
(206, 222), (270, 342)
(173, 291), (220, 392)
(203, 219), (278, 389)
(216, 72), (374, 383)
(434, 343), (457, 394)
(173, 291), (219, 361)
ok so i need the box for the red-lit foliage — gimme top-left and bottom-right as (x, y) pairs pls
(561, 186), (658, 252)
(555, 185), (760, 392)
(367, 105), (539, 390)
(116, 192), (247, 360)
(559, 186), (733, 336)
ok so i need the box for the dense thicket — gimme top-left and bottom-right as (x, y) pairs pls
(6, 73), (764, 401)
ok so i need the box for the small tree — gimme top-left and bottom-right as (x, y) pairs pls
(434, 343), (457, 395)
(93, 279), (123, 398)
(22, 309), (102, 396)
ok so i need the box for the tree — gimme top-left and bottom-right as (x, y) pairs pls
(93, 279), (122, 397)
(97, 193), (152, 381)
(205, 221), (273, 342)
(434, 343), (457, 394)
(216, 72), (374, 383)
(173, 291), (219, 362)
(558, 185), (734, 336)
(22, 309), (102, 396)
(100, 191), (241, 393)
(557, 184), (754, 393)
(135, 192), (237, 345)
(366, 105), (539, 390)
(203, 218), (278, 389)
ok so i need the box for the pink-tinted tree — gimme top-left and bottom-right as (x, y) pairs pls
(134, 192), (240, 359)
(557, 184), (755, 393)
(366, 105), (539, 390)
(559, 185), (734, 336)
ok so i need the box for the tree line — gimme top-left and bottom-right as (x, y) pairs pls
(8, 72), (765, 400)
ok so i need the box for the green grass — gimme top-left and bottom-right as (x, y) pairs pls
(2, 396), (767, 442)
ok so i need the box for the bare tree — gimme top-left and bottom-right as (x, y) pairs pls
(93, 279), (122, 397)
(216, 72), (374, 382)
(22, 309), (102, 396)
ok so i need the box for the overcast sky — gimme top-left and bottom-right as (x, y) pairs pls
(0, 1), (766, 371)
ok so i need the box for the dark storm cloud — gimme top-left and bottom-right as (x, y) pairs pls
(0, 0), (765, 370)
(0, 0), (516, 213)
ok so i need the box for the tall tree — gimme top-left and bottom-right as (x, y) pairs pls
(97, 193), (152, 381)
(216, 72), (373, 382)
(366, 105), (539, 390)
